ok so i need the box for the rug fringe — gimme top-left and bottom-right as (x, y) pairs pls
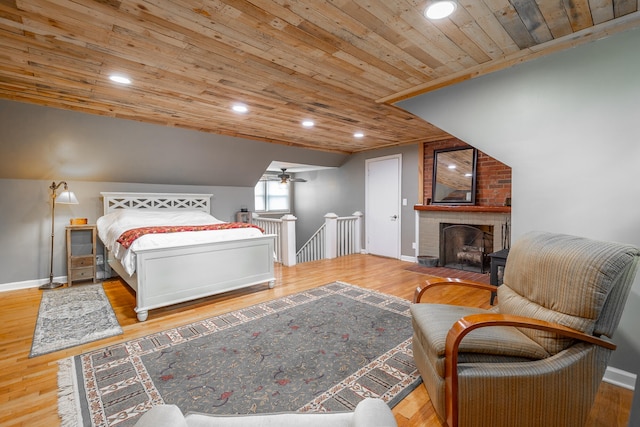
(57, 357), (83, 427)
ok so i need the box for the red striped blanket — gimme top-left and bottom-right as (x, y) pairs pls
(116, 223), (264, 249)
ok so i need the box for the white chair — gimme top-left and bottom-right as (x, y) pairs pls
(134, 398), (397, 427)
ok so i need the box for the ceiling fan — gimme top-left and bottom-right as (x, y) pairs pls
(267, 168), (307, 184)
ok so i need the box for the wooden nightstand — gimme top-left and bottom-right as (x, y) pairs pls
(66, 224), (97, 286)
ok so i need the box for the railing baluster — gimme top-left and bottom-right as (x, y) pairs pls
(254, 216), (287, 264)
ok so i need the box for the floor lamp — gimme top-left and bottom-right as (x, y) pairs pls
(40, 181), (79, 290)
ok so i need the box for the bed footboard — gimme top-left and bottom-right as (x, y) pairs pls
(114, 235), (276, 321)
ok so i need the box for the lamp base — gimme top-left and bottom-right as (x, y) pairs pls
(39, 281), (64, 290)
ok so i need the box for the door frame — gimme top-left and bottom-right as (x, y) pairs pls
(365, 154), (402, 259)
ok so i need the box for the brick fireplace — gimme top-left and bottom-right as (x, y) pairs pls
(414, 138), (511, 270)
(417, 139), (512, 269)
(416, 206), (511, 268)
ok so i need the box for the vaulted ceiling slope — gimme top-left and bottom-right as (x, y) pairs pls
(1, 1), (639, 154)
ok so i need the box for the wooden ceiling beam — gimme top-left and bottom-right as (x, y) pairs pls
(379, 11), (640, 104)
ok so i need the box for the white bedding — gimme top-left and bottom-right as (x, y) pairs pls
(97, 209), (264, 276)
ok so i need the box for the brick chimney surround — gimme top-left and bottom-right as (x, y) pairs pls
(416, 139), (512, 264)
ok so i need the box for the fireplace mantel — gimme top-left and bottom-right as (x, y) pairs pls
(414, 205), (511, 213)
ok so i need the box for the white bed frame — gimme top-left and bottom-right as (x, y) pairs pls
(101, 192), (276, 321)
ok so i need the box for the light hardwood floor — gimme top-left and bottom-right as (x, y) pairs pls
(0, 254), (632, 426)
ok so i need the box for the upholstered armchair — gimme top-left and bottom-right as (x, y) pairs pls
(411, 231), (640, 427)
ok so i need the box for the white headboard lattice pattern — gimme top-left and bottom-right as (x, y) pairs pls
(101, 192), (212, 214)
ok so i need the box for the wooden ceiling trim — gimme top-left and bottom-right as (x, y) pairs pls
(380, 10), (640, 104)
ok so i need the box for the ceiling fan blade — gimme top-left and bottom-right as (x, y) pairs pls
(262, 168), (306, 183)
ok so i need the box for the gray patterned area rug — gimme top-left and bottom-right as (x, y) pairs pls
(30, 284), (123, 358)
(58, 281), (421, 426)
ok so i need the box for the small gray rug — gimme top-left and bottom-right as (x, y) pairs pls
(30, 284), (123, 358)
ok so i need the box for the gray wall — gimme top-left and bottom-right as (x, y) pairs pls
(0, 100), (347, 186)
(294, 144), (420, 258)
(400, 26), (640, 421)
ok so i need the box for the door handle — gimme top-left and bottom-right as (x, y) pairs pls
(390, 215), (398, 220)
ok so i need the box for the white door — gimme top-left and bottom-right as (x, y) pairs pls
(366, 155), (401, 258)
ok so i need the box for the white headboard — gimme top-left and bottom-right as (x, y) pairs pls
(101, 192), (212, 215)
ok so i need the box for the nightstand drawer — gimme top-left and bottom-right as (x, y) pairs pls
(70, 255), (94, 268)
(70, 267), (94, 281)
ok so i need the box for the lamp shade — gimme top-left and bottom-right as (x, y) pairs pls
(56, 190), (79, 204)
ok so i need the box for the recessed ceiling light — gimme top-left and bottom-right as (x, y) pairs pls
(302, 120), (314, 128)
(354, 132), (364, 138)
(448, 164), (457, 169)
(232, 103), (249, 114)
(109, 74), (131, 84)
(425, 1), (457, 20)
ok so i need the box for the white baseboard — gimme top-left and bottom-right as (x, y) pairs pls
(400, 255), (417, 263)
(603, 366), (637, 390)
(0, 276), (68, 292)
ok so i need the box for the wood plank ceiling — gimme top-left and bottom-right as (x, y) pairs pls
(1, 1), (639, 154)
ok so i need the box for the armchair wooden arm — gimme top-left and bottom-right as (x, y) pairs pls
(444, 313), (616, 427)
(413, 277), (496, 303)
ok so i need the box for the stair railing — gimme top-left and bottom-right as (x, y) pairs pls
(296, 212), (363, 264)
(296, 223), (326, 264)
(253, 211), (363, 266)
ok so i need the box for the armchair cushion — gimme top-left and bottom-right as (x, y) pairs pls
(500, 232), (640, 354)
(411, 304), (550, 378)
